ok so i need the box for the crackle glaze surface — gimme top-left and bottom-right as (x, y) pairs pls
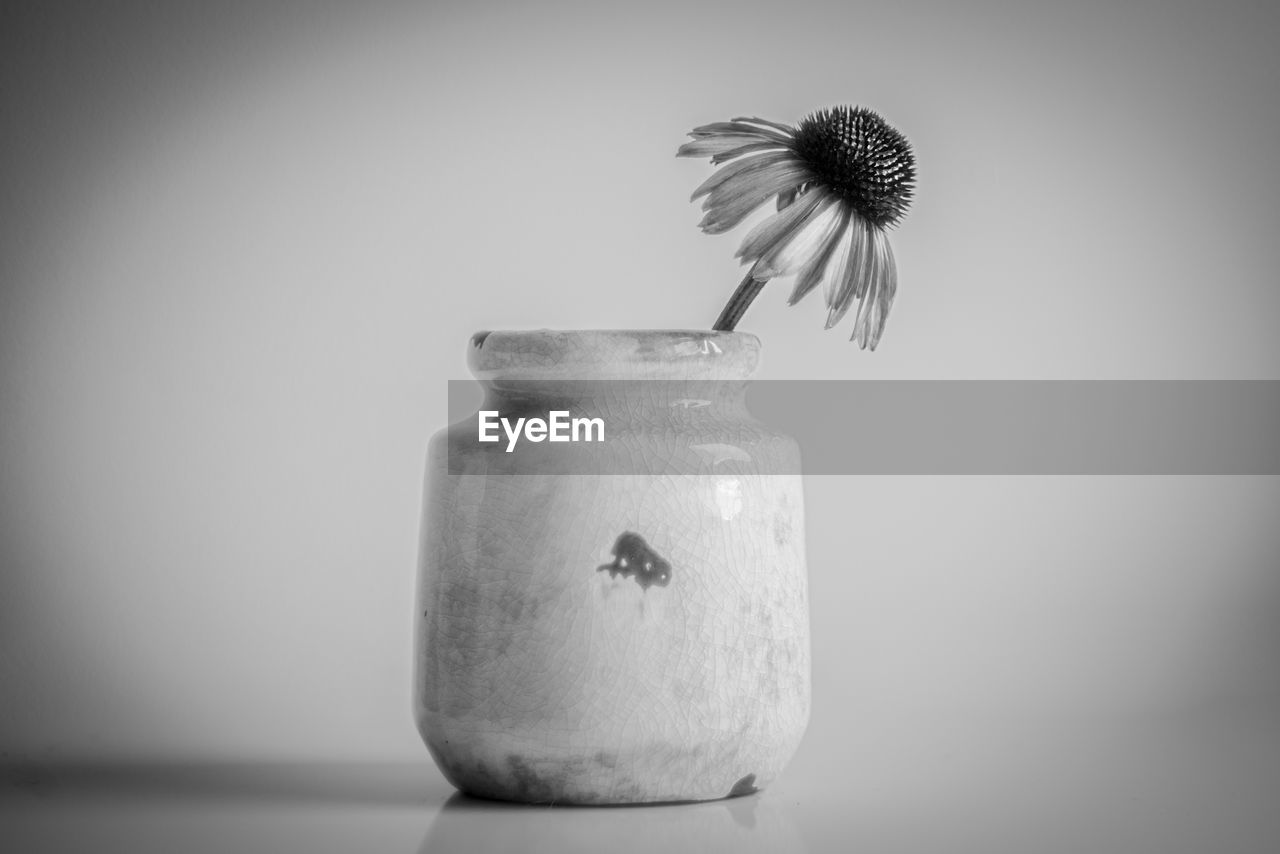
(415, 331), (810, 804)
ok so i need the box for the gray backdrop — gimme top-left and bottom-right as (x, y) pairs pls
(2, 2), (1277, 840)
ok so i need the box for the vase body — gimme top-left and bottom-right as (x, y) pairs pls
(414, 330), (809, 804)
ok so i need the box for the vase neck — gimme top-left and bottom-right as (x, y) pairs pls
(467, 330), (761, 382)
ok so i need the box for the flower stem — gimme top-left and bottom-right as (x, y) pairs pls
(712, 273), (767, 332)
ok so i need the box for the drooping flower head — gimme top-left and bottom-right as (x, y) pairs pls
(678, 106), (916, 350)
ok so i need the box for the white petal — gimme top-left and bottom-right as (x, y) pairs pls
(825, 217), (870, 328)
(700, 164), (812, 233)
(703, 157), (805, 206)
(735, 188), (826, 262)
(706, 160), (808, 210)
(817, 218), (856, 317)
(754, 196), (843, 278)
(690, 150), (792, 201)
(676, 134), (783, 158)
(852, 262), (881, 349)
(853, 230), (891, 348)
(690, 121), (793, 144)
(729, 116), (797, 137)
(711, 141), (787, 165)
(789, 207), (850, 305)
(869, 233), (898, 350)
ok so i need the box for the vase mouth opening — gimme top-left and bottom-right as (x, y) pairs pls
(467, 329), (761, 381)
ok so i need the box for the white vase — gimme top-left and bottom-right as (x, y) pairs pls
(414, 330), (809, 803)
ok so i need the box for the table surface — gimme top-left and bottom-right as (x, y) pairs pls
(4, 719), (1278, 854)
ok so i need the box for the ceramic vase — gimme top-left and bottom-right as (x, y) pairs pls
(414, 330), (809, 804)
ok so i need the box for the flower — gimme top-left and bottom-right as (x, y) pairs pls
(678, 106), (916, 350)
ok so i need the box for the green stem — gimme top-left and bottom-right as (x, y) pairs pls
(712, 272), (767, 332)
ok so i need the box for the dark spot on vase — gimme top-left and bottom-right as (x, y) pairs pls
(598, 532), (672, 590)
(728, 773), (758, 798)
(471, 330), (491, 348)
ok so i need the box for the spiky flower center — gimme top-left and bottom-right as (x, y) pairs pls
(793, 106), (916, 228)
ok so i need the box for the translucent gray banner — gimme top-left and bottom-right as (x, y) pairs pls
(443, 381), (1280, 475)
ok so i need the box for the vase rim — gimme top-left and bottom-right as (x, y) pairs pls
(467, 329), (761, 380)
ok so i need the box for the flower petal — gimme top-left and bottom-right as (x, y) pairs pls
(852, 229), (895, 349)
(690, 121), (793, 144)
(705, 160), (809, 210)
(699, 163), (812, 233)
(788, 207), (850, 305)
(711, 141), (788, 165)
(676, 134), (781, 159)
(851, 251), (882, 349)
(729, 116), (797, 137)
(825, 216), (871, 329)
(810, 215), (855, 316)
(690, 150), (792, 202)
(735, 188), (826, 262)
(852, 223), (875, 302)
(753, 196), (844, 279)
(868, 232), (898, 350)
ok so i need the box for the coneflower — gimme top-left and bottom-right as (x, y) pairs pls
(678, 106), (916, 350)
